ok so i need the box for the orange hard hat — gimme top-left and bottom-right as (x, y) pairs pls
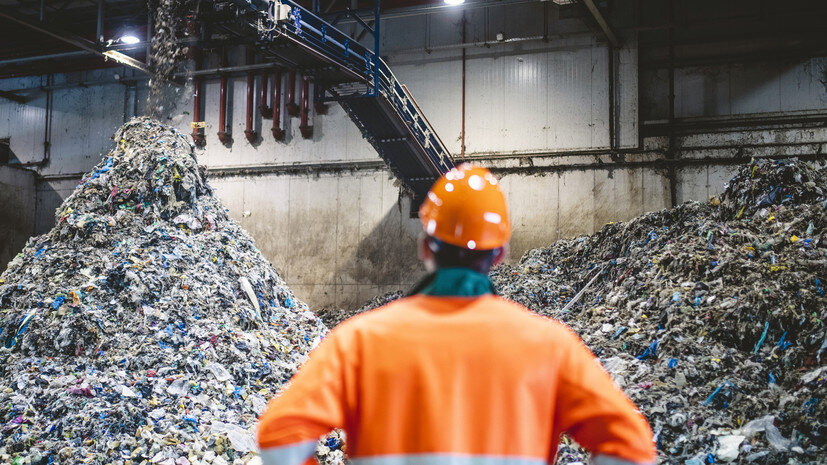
(418, 164), (511, 250)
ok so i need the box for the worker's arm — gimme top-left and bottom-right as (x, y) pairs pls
(551, 323), (657, 465)
(257, 328), (352, 465)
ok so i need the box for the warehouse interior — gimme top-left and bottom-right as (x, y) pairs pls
(0, 0), (825, 464)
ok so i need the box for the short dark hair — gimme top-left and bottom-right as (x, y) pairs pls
(426, 236), (501, 274)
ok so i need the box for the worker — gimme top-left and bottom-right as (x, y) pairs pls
(257, 164), (657, 465)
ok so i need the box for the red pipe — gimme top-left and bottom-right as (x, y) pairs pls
(186, 19), (206, 147)
(271, 69), (285, 140)
(300, 76), (312, 139)
(259, 71), (271, 117)
(190, 46), (206, 147)
(286, 70), (299, 117)
(244, 71), (257, 143)
(244, 50), (257, 143)
(217, 74), (231, 144)
(192, 77), (205, 147)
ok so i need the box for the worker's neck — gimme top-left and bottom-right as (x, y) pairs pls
(419, 267), (495, 297)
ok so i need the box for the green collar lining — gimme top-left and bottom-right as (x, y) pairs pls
(414, 267), (496, 297)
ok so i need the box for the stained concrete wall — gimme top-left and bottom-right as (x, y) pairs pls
(0, 166), (36, 271)
(0, 2), (825, 309)
(210, 171), (422, 309)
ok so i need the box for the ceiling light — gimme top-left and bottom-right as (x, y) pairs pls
(444, 0), (465, 5)
(120, 35), (141, 45)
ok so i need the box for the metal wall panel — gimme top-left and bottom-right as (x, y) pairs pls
(0, 89), (46, 165)
(0, 166), (36, 272)
(645, 57), (827, 120)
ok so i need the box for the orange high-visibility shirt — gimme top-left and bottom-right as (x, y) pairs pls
(257, 294), (656, 465)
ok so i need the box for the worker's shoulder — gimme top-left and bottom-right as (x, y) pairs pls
(329, 295), (415, 330)
(487, 296), (581, 337)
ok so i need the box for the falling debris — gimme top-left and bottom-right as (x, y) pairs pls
(492, 158), (826, 464)
(147, 0), (193, 118)
(0, 118), (326, 465)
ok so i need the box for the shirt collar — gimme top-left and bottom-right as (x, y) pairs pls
(408, 267), (496, 297)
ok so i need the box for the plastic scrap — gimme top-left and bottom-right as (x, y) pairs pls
(0, 118), (330, 465)
(487, 158), (826, 464)
(715, 435), (744, 462)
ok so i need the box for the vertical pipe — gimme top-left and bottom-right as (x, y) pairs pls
(286, 71), (298, 116)
(123, 81), (129, 123)
(192, 77), (205, 146)
(244, 48), (257, 143)
(217, 75), (231, 144)
(299, 76), (313, 139)
(272, 69), (285, 140)
(96, 0), (104, 44)
(132, 82), (137, 118)
(39, 0), (45, 22)
(460, 12), (466, 158)
(259, 71), (271, 117)
(608, 44), (616, 154)
(146, 9), (152, 66)
(43, 73), (51, 166)
(189, 20), (205, 147)
(666, 0), (677, 207)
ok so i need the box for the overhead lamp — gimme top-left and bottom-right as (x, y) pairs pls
(444, 0), (465, 5)
(119, 35), (141, 45)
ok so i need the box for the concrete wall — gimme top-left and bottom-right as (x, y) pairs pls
(0, 2), (825, 309)
(0, 165), (36, 270)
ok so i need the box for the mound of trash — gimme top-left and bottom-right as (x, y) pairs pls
(492, 158), (826, 464)
(319, 291), (404, 328)
(0, 118), (327, 465)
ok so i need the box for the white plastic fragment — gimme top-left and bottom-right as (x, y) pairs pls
(716, 435), (745, 461)
(206, 362), (232, 382)
(210, 421), (258, 453)
(239, 276), (262, 320)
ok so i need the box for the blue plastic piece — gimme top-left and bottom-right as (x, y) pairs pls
(703, 380), (735, 406)
(51, 295), (66, 310)
(776, 330), (793, 351)
(636, 339), (659, 360)
(753, 321), (770, 353)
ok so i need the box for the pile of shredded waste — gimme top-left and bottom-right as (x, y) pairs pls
(491, 158), (826, 464)
(0, 118), (328, 465)
(318, 291), (403, 329)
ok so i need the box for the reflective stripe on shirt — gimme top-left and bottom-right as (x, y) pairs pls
(351, 454), (546, 465)
(259, 440), (317, 465)
(592, 454), (656, 465)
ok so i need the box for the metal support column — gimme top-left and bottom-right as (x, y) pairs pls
(96, 0), (104, 44)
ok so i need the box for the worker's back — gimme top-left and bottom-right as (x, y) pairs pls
(346, 293), (568, 460)
(258, 164), (654, 465)
(258, 293), (656, 465)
